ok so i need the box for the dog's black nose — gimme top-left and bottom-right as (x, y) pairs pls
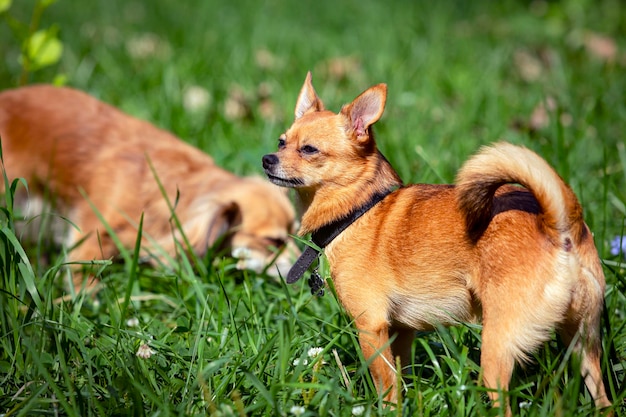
(262, 154), (278, 169)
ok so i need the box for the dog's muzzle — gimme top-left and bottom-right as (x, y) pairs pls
(262, 154), (304, 187)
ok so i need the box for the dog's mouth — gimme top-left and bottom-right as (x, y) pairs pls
(265, 172), (305, 188)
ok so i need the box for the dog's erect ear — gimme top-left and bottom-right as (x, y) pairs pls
(295, 71), (325, 119)
(341, 84), (387, 140)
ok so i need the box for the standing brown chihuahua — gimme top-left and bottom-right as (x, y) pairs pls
(262, 72), (611, 414)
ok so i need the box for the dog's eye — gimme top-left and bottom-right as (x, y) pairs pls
(278, 138), (286, 149)
(300, 145), (319, 155)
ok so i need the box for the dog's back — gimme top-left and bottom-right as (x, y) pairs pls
(0, 85), (210, 198)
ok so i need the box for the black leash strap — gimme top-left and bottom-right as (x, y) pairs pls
(286, 245), (319, 284)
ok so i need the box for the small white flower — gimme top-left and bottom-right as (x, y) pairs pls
(136, 343), (156, 359)
(292, 358), (308, 366)
(126, 317), (139, 327)
(183, 85), (211, 113)
(126, 33), (161, 59)
(290, 405), (305, 416)
(231, 246), (251, 259)
(352, 405), (365, 416)
(519, 401), (532, 409)
(307, 347), (323, 359)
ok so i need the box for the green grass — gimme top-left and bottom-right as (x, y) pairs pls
(1, 0), (625, 415)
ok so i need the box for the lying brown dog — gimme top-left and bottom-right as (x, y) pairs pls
(0, 84), (298, 288)
(262, 72), (611, 414)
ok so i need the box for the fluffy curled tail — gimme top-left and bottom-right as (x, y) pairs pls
(456, 142), (585, 243)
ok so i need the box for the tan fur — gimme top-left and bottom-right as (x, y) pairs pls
(263, 72), (611, 414)
(0, 84), (299, 288)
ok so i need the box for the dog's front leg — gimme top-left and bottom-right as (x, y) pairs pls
(357, 318), (399, 405)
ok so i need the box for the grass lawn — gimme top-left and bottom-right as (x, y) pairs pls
(1, 0), (625, 415)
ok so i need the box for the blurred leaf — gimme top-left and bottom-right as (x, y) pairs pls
(0, 0), (11, 13)
(21, 28), (63, 70)
(52, 73), (68, 86)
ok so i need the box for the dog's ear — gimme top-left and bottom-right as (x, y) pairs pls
(341, 84), (387, 141)
(150, 200), (242, 261)
(205, 201), (242, 247)
(295, 71), (325, 119)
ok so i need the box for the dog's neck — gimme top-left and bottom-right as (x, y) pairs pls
(297, 150), (402, 235)
(287, 179), (397, 285)
(309, 187), (395, 247)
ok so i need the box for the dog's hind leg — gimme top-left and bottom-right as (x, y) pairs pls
(558, 286), (611, 410)
(479, 323), (515, 416)
(559, 320), (611, 411)
(557, 238), (612, 411)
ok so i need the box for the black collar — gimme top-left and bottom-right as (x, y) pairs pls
(286, 188), (395, 284)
